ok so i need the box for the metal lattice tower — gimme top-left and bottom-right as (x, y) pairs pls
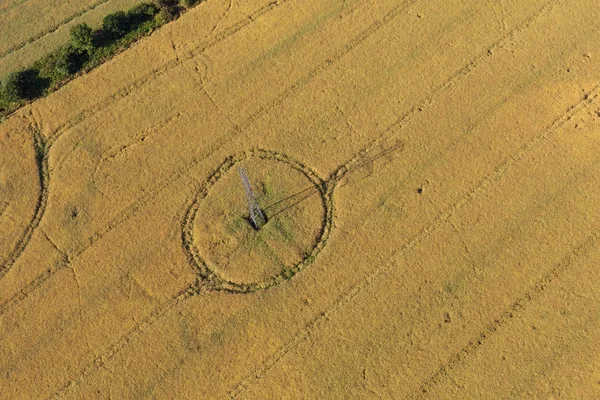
(239, 167), (267, 229)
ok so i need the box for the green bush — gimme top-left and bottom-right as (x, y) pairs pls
(0, 87), (8, 109)
(70, 23), (94, 52)
(103, 11), (129, 39)
(157, 7), (176, 23)
(3, 72), (23, 101)
(3, 69), (47, 101)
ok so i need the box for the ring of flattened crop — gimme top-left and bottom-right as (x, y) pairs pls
(182, 149), (333, 293)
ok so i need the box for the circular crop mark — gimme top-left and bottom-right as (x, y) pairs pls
(182, 149), (333, 293)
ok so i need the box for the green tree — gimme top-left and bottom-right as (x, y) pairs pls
(103, 11), (129, 39)
(70, 23), (94, 52)
(127, 2), (159, 22)
(155, 0), (180, 23)
(4, 72), (24, 101)
(54, 46), (86, 77)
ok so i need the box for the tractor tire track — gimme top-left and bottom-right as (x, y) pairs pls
(228, 85), (599, 398)
(409, 223), (600, 399)
(50, 284), (200, 399)
(0, 260), (67, 317)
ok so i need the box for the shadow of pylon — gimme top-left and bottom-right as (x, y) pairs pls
(263, 139), (404, 219)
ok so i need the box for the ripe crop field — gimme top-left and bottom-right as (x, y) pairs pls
(1, 0), (600, 398)
(0, 0), (141, 77)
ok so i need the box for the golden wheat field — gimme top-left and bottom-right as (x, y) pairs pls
(0, 0), (141, 77)
(1, 0), (600, 398)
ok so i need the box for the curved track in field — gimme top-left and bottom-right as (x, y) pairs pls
(0, 120), (49, 279)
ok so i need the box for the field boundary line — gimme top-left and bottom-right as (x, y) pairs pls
(408, 223), (600, 399)
(0, 0), (111, 60)
(227, 84), (599, 398)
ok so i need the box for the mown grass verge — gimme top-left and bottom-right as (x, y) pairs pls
(0, 0), (203, 120)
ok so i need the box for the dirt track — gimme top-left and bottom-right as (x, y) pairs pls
(1, 0), (600, 398)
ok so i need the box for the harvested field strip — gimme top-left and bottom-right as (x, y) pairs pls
(228, 86), (600, 397)
(0, 0), (110, 59)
